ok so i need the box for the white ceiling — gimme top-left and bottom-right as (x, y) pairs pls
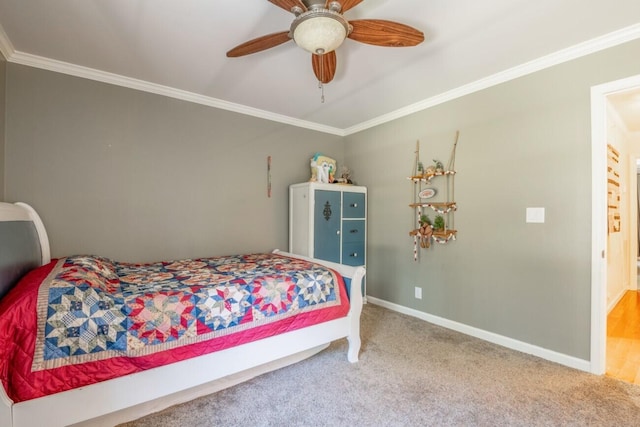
(0, 0), (639, 134)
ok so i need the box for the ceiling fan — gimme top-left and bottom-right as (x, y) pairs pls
(226, 0), (425, 84)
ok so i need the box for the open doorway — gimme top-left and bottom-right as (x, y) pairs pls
(604, 112), (640, 383)
(591, 75), (640, 378)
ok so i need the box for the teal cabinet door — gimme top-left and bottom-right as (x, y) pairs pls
(314, 190), (341, 263)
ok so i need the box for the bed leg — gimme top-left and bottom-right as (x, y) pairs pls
(347, 266), (365, 363)
(347, 332), (361, 363)
(0, 387), (13, 427)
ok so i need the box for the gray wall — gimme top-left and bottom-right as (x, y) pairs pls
(4, 40), (640, 362)
(5, 64), (344, 262)
(0, 50), (6, 201)
(344, 39), (640, 360)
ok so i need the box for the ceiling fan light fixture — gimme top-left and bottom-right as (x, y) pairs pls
(290, 10), (349, 55)
(228, 0), (425, 87)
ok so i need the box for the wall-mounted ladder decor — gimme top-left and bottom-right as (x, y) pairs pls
(408, 132), (459, 260)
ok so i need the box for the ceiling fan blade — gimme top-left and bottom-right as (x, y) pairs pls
(348, 19), (425, 47)
(312, 51), (337, 84)
(268, 0), (307, 13)
(336, 0), (364, 12)
(226, 31), (292, 57)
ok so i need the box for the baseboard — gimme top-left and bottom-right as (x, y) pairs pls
(607, 287), (628, 313)
(367, 296), (591, 373)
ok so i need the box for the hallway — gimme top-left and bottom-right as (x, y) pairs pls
(606, 290), (640, 384)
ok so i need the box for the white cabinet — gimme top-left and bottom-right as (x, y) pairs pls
(289, 182), (367, 270)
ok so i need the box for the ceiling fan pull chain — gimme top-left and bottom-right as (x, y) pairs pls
(319, 81), (325, 103)
(318, 53), (325, 103)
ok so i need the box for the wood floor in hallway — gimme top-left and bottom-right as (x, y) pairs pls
(607, 290), (640, 384)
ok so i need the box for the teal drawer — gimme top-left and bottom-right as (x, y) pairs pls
(342, 220), (365, 243)
(343, 192), (365, 218)
(342, 241), (365, 266)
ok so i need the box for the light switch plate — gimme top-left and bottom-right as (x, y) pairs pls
(526, 207), (545, 223)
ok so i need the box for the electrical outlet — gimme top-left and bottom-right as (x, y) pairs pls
(414, 286), (422, 299)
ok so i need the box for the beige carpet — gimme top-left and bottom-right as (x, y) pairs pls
(120, 304), (640, 426)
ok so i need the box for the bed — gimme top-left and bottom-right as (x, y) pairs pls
(0, 202), (365, 427)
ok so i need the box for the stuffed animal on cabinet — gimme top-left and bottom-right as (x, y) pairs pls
(310, 153), (336, 184)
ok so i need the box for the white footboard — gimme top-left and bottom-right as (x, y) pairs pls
(273, 250), (365, 363)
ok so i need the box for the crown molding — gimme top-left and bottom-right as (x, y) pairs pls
(343, 23), (640, 136)
(0, 22), (14, 60)
(8, 51), (345, 136)
(3, 23), (639, 137)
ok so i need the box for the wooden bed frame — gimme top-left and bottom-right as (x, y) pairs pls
(0, 202), (365, 427)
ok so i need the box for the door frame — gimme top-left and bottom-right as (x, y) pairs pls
(590, 74), (640, 375)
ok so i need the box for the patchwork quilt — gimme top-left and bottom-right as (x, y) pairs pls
(0, 253), (349, 402)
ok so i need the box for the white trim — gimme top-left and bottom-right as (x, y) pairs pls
(8, 51), (345, 137)
(607, 286), (627, 314)
(591, 84), (608, 375)
(0, 22), (14, 60)
(2, 23), (639, 136)
(367, 296), (591, 373)
(0, 202), (51, 266)
(590, 73), (640, 376)
(0, 203), (31, 222)
(630, 153), (640, 292)
(14, 203), (51, 265)
(344, 23), (640, 136)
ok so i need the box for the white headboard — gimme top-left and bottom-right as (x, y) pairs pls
(0, 202), (51, 299)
